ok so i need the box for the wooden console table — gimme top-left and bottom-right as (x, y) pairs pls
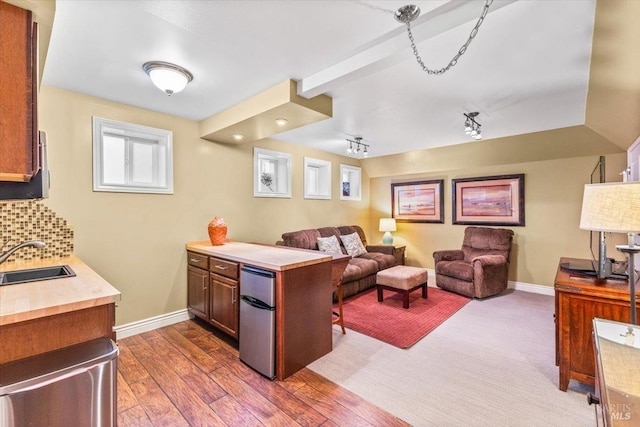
(554, 257), (640, 391)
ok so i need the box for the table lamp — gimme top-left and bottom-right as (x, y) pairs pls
(580, 182), (640, 325)
(379, 218), (397, 245)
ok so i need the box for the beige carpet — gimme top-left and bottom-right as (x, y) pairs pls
(309, 289), (594, 427)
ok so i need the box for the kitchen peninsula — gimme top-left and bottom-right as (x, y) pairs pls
(186, 241), (334, 380)
(0, 256), (121, 364)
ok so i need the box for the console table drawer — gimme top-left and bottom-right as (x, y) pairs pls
(187, 252), (208, 269)
(210, 257), (239, 279)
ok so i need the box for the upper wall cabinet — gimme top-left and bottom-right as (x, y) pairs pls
(0, 1), (38, 183)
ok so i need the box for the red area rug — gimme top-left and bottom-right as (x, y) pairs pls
(335, 287), (470, 348)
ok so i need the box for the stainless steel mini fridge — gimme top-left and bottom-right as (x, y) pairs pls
(239, 265), (276, 379)
(0, 337), (118, 427)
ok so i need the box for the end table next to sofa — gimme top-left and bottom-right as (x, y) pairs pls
(375, 244), (406, 266)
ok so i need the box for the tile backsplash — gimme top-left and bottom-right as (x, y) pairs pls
(0, 200), (74, 262)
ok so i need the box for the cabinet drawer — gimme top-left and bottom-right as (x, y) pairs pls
(187, 252), (208, 269)
(209, 257), (239, 279)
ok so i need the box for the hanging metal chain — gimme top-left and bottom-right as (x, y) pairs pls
(405, 0), (494, 75)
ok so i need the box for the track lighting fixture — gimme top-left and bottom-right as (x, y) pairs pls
(346, 136), (369, 158)
(463, 112), (482, 140)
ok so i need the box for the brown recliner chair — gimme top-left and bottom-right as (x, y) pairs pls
(433, 226), (514, 298)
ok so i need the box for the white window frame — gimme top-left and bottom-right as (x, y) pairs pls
(253, 148), (291, 198)
(92, 117), (173, 194)
(304, 157), (331, 199)
(340, 164), (362, 201)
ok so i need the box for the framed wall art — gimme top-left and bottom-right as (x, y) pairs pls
(452, 174), (525, 226)
(253, 147), (291, 198)
(391, 179), (444, 223)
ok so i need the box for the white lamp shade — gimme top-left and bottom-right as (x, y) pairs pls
(148, 68), (189, 94)
(379, 218), (397, 232)
(579, 182), (640, 233)
(143, 61), (193, 95)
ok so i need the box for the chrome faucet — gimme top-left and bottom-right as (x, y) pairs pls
(0, 240), (46, 265)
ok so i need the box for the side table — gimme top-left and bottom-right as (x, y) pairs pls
(373, 243), (406, 265)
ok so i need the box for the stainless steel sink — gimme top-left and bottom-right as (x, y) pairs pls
(0, 265), (76, 285)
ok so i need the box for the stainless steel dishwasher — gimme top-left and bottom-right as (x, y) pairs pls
(239, 265), (276, 379)
(0, 337), (118, 427)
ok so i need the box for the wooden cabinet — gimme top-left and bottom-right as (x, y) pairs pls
(187, 241), (334, 380)
(0, 304), (115, 364)
(210, 273), (238, 338)
(209, 256), (239, 338)
(187, 265), (209, 320)
(0, 1), (39, 182)
(187, 251), (239, 339)
(554, 258), (640, 391)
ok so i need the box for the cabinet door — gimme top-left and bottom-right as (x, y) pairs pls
(0, 2), (38, 182)
(567, 295), (632, 378)
(210, 272), (239, 339)
(187, 265), (209, 320)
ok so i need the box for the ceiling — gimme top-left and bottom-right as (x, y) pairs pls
(42, 0), (597, 158)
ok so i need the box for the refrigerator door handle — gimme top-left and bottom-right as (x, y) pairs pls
(240, 295), (275, 311)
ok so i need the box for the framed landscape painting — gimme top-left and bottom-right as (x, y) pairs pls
(452, 174), (525, 226)
(391, 180), (444, 223)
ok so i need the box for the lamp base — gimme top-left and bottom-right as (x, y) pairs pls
(382, 232), (393, 245)
(616, 245), (640, 326)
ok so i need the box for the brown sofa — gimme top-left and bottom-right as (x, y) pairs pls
(280, 225), (397, 300)
(433, 226), (514, 298)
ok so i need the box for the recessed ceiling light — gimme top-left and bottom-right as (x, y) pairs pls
(275, 118), (288, 126)
(232, 134), (244, 141)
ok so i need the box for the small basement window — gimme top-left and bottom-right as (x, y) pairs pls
(92, 117), (173, 194)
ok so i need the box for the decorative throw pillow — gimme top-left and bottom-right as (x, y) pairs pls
(340, 232), (367, 257)
(317, 235), (342, 254)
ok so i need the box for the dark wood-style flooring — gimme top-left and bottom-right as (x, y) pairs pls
(117, 319), (410, 426)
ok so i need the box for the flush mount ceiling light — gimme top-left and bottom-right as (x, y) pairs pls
(274, 118), (288, 126)
(394, 0), (493, 75)
(463, 112), (482, 140)
(346, 136), (369, 158)
(142, 61), (193, 95)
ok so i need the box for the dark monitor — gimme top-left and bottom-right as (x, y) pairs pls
(562, 156), (627, 279)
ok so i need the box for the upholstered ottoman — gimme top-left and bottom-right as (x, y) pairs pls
(376, 265), (428, 309)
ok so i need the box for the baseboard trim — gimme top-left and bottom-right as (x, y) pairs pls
(508, 280), (555, 296)
(426, 268), (553, 296)
(114, 309), (194, 340)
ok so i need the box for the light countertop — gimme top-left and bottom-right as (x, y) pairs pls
(0, 256), (121, 325)
(186, 241), (332, 271)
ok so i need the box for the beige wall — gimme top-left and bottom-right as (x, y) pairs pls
(586, 0), (640, 150)
(366, 148), (626, 288)
(23, 0), (640, 325)
(35, 85), (631, 325)
(39, 86), (368, 325)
